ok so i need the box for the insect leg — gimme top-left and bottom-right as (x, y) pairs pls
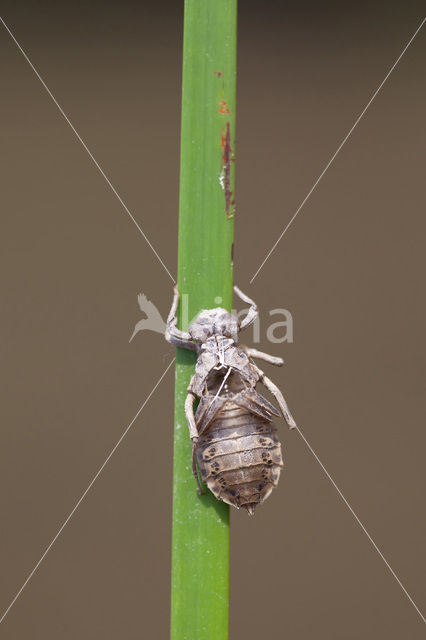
(192, 444), (204, 495)
(185, 388), (205, 494)
(165, 286), (196, 350)
(184, 390), (199, 442)
(254, 366), (297, 429)
(234, 286), (258, 330)
(241, 346), (284, 366)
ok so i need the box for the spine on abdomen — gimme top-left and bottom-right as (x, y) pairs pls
(196, 402), (283, 514)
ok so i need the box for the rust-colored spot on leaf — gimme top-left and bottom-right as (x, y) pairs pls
(220, 121), (235, 219)
(213, 71), (231, 115)
(218, 98), (230, 114)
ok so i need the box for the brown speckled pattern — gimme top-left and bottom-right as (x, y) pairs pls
(196, 401), (283, 514)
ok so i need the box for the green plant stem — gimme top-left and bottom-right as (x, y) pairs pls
(170, 1), (237, 639)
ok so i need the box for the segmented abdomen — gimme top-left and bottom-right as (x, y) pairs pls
(196, 401), (283, 515)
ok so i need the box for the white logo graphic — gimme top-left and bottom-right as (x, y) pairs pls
(129, 294), (166, 342)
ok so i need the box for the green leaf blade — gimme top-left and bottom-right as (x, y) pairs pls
(171, 1), (237, 639)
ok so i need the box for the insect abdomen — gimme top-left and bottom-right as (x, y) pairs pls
(196, 402), (283, 515)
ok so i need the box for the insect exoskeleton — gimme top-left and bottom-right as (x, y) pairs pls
(165, 285), (297, 515)
(195, 379), (283, 515)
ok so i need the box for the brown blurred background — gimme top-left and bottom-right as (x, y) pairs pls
(0, 1), (425, 638)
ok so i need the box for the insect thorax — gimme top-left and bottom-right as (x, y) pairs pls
(191, 341), (259, 397)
